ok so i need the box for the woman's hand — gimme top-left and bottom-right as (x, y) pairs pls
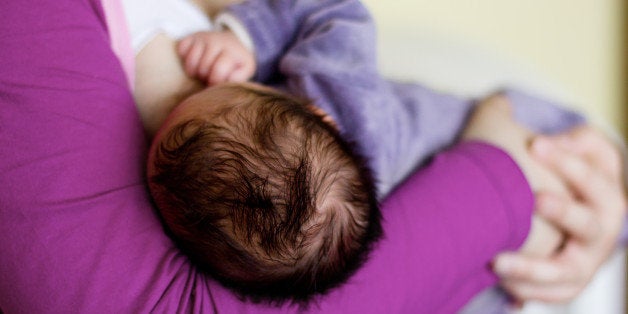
(493, 126), (627, 303)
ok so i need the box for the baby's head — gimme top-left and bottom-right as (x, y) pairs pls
(147, 83), (381, 303)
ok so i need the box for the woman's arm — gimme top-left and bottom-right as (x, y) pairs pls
(0, 1), (534, 313)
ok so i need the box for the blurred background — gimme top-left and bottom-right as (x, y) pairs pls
(361, 0), (626, 313)
(363, 0), (625, 137)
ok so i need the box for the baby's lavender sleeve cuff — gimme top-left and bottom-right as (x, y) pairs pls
(214, 12), (255, 53)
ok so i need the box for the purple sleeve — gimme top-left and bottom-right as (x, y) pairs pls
(227, 0), (589, 199)
(225, 0), (375, 83)
(0, 1), (533, 313)
(227, 0), (474, 195)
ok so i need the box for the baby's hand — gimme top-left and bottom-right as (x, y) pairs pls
(177, 30), (256, 86)
(494, 126), (627, 303)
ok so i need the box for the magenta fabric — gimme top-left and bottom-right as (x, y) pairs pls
(0, 1), (533, 313)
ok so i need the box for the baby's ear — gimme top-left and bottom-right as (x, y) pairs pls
(305, 103), (337, 130)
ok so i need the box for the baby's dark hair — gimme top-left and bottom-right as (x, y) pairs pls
(149, 84), (382, 304)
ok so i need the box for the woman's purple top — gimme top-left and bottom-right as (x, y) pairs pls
(0, 0), (534, 313)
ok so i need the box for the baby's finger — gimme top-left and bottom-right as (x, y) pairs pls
(183, 40), (206, 78)
(226, 67), (247, 83)
(535, 192), (601, 242)
(208, 52), (236, 85)
(227, 63), (255, 83)
(197, 45), (221, 80)
(178, 37), (195, 57)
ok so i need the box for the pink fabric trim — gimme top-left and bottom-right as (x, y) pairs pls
(102, 0), (135, 90)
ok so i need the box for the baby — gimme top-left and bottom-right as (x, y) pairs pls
(148, 82), (382, 303)
(132, 0), (581, 305)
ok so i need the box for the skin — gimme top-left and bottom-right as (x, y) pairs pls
(495, 127), (627, 303)
(465, 97), (627, 304)
(178, 30), (256, 86)
(462, 96), (567, 258)
(134, 29), (254, 137)
(135, 33), (205, 136)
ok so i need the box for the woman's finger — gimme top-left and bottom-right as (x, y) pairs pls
(493, 252), (579, 285)
(551, 127), (622, 180)
(500, 278), (582, 303)
(531, 137), (616, 209)
(535, 192), (601, 242)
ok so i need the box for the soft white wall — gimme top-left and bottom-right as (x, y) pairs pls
(362, 0), (625, 134)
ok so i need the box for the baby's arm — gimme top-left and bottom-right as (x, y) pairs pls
(177, 29), (255, 85)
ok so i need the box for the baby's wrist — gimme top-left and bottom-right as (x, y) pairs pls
(215, 12), (254, 54)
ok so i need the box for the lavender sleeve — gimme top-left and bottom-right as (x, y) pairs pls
(226, 0), (466, 196)
(0, 0), (534, 313)
(226, 0), (586, 197)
